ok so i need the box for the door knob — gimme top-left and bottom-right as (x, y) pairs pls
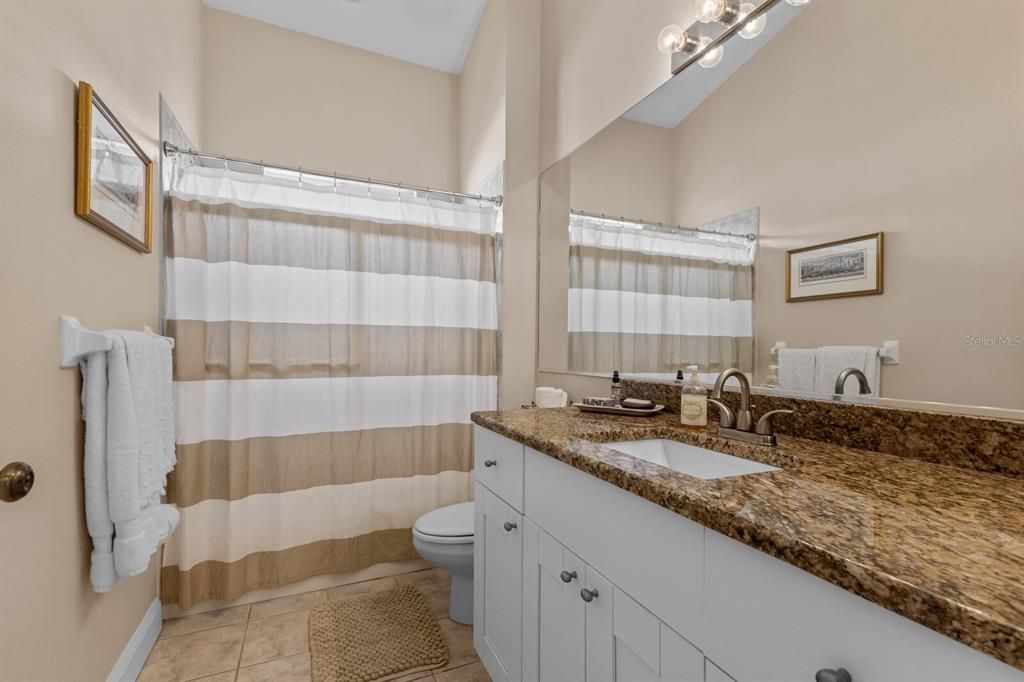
(560, 570), (577, 583)
(815, 668), (852, 682)
(483, 459), (497, 468)
(580, 588), (599, 602)
(0, 462), (34, 503)
(503, 521), (517, 532)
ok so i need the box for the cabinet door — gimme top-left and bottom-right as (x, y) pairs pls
(522, 520), (587, 682)
(474, 483), (523, 682)
(586, 584), (704, 682)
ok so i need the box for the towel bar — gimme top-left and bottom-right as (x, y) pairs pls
(770, 340), (900, 365)
(59, 316), (174, 368)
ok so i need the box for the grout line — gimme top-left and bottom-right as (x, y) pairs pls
(234, 606), (251, 677)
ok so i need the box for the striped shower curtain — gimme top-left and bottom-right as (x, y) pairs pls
(568, 210), (756, 380)
(161, 163), (498, 609)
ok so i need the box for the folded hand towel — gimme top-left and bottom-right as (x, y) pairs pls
(778, 348), (817, 393)
(814, 346), (880, 396)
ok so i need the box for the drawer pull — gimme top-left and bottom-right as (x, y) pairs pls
(483, 459), (497, 468)
(503, 521), (518, 532)
(580, 588), (599, 603)
(560, 570), (577, 583)
(815, 668), (852, 682)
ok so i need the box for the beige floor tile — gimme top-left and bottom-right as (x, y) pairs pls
(191, 672), (237, 682)
(395, 568), (451, 619)
(236, 652), (311, 682)
(139, 624), (245, 682)
(160, 605), (251, 640)
(434, 662), (492, 682)
(240, 609), (310, 667)
(437, 618), (478, 671)
(325, 575), (398, 602)
(249, 590), (326, 620)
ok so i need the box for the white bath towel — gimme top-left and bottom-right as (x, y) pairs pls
(814, 345), (880, 397)
(81, 351), (116, 592)
(81, 331), (178, 591)
(777, 348), (817, 393)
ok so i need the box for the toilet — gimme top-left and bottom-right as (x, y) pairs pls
(412, 502), (475, 624)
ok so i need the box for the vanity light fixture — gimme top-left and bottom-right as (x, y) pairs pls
(698, 36), (725, 68)
(737, 2), (767, 39)
(656, 24), (701, 55)
(695, 0), (741, 24)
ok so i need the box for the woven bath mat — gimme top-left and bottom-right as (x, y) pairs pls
(309, 583), (449, 682)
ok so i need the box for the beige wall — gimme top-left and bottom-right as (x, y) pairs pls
(672, 0), (1024, 409)
(570, 117), (675, 224)
(539, 0), (692, 170)
(0, 1), (202, 679)
(202, 7), (460, 190)
(458, 0), (507, 194)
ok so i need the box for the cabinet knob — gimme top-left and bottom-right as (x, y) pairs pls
(580, 588), (599, 603)
(503, 521), (517, 532)
(483, 459), (497, 468)
(560, 570), (577, 583)
(0, 461), (34, 503)
(815, 668), (852, 682)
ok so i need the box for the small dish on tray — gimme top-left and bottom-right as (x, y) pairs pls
(573, 397), (665, 416)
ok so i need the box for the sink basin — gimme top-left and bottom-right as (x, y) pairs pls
(604, 439), (781, 480)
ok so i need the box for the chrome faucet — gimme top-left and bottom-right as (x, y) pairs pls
(834, 368), (872, 395)
(709, 368), (794, 446)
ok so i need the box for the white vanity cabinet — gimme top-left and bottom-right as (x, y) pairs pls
(472, 426), (1024, 682)
(521, 519), (704, 682)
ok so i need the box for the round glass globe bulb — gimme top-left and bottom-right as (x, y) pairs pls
(695, 0), (726, 23)
(785, 0), (811, 5)
(738, 2), (767, 39)
(698, 37), (724, 68)
(656, 24), (685, 55)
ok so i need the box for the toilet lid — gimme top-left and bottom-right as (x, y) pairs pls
(414, 502), (474, 538)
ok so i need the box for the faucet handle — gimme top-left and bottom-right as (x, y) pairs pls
(755, 409), (795, 436)
(707, 398), (736, 428)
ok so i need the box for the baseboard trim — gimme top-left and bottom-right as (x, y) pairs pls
(108, 598), (162, 682)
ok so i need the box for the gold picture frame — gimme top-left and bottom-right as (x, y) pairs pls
(786, 232), (884, 302)
(75, 81), (153, 253)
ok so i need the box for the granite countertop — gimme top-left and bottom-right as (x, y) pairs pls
(471, 407), (1024, 671)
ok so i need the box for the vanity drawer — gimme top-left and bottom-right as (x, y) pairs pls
(703, 530), (1024, 682)
(474, 426), (524, 512)
(524, 446), (705, 647)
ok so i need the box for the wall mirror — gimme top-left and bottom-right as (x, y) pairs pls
(538, 0), (1023, 413)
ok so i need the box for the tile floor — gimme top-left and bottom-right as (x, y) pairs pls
(139, 568), (491, 682)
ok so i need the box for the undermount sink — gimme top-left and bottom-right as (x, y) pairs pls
(604, 438), (781, 480)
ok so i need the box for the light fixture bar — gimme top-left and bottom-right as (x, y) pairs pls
(671, 0), (783, 75)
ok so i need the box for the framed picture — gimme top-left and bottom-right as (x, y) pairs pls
(786, 232), (883, 302)
(75, 81), (153, 252)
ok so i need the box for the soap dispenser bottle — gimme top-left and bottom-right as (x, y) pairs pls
(610, 370), (623, 404)
(680, 365), (708, 428)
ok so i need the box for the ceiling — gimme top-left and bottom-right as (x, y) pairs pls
(624, 1), (805, 129)
(203, 0), (487, 74)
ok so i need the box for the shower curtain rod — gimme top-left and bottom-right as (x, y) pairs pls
(570, 208), (756, 241)
(162, 142), (503, 207)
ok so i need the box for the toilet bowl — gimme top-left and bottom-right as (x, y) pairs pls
(412, 501), (474, 625)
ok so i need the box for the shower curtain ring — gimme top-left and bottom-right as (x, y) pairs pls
(298, 166), (303, 186)
(333, 172), (338, 193)
(222, 154), (228, 172)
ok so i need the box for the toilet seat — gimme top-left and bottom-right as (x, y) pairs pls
(413, 502), (474, 545)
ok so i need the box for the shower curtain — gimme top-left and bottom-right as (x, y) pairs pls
(568, 210), (756, 379)
(161, 162), (499, 609)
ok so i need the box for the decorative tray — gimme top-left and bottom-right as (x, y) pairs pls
(573, 399), (666, 417)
